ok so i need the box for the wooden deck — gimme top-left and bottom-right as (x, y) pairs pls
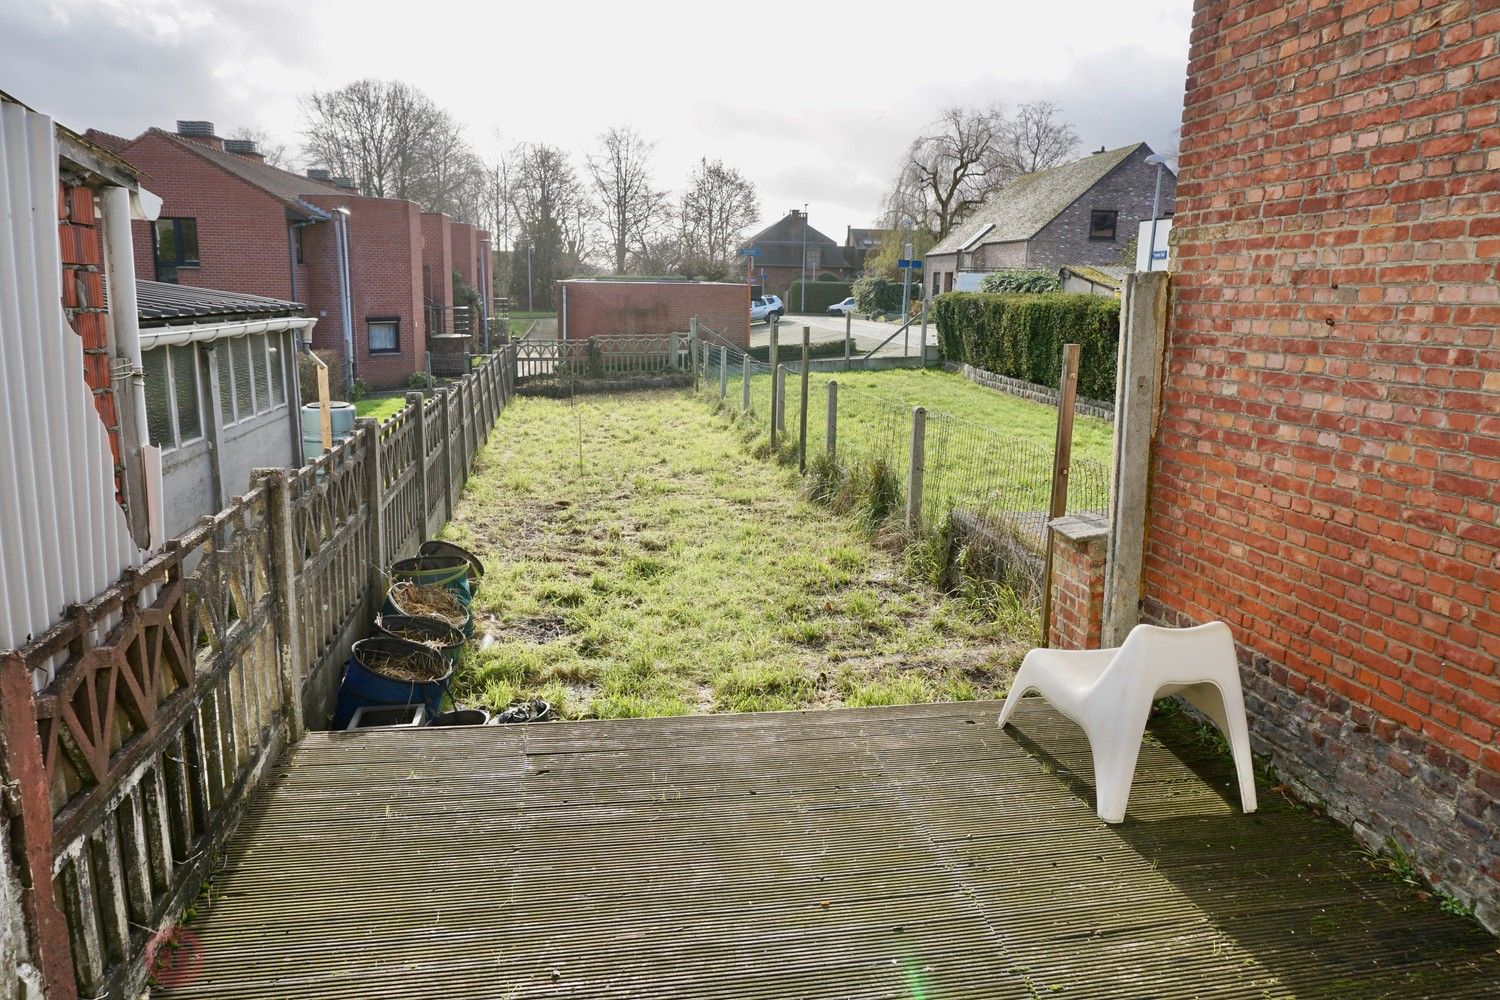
(159, 700), (1500, 998)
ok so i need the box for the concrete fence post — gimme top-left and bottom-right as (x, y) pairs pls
(776, 364), (787, 444)
(407, 391), (429, 521)
(741, 355), (752, 413)
(0, 652), (77, 998)
(768, 317), (779, 426)
(719, 346), (728, 399)
(258, 467), (306, 741)
(1103, 272), (1170, 647)
(669, 332), (680, 371)
(826, 380), (838, 460)
(905, 406), (926, 532)
(844, 312), (852, 370)
(689, 316), (700, 392)
(438, 387), (454, 523)
(356, 418), (387, 621)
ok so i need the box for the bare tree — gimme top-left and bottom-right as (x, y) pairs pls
(678, 158), (758, 280)
(299, 79), (476, 215)
(507, 143), (588, 308)
(1002, 100), (1079, 174)
(586, 127), (668, 275)
(885, 104), (1011, 239)
(227, 126), (292, 170)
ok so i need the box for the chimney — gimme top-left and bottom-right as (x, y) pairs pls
(175, 120), (223, 150)
(306, 168), (332, 182)
(223, 138), (264, 162)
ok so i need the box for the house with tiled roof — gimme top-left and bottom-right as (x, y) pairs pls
(738, 209), (855, 304)
(925, 142), (1174, 297)
(845, 226), (894, 271)
(94, 121), (491, 389)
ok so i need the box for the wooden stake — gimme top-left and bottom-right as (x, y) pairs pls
(316, 364), (332, 451)
(798, 327), (810, 473)
(826, 380), (838, 460)
(905, 406), (926, 532)
(1040, 342), (1081, 648)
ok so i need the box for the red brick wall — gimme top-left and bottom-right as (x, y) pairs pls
(120, 132), (300, 300)
(1146, 0), (1498, 925)
(305, 194), (424, 388)
(58, 181), (122, 500)
(560, 281), (751, 348)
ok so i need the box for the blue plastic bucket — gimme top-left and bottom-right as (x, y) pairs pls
(333, 637), (452, 730)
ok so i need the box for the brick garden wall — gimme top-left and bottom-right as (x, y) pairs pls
(561, 281), (751, 348)
(1145, 0), (1499, 928)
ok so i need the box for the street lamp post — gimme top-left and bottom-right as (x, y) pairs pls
(1144, 154), (1167, 272)
(900, 216), (913, 319)
(526, 242), (534, 311)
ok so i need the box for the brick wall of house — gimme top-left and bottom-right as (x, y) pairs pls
(120, 132), (302, 299)
(1028, 146), (1175, 269)
(58, 180), (122, 500)
(420, 212), (454, 325)
(560, 281), (751, 348)
(450, 222), (478, 293)
(304, 194), (424, 388)
(1145, 0), (1499, 928)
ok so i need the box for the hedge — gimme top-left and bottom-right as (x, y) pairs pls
(785, 279), (853, 313)
(932, 292), (1119, 400)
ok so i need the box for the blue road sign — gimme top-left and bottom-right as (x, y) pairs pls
(740, 247), (761, 257)
(1151, 249), (1168, 260)
(897, 259), (924, 269)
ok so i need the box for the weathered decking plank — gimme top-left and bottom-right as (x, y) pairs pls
(157, 701), (1500, 998)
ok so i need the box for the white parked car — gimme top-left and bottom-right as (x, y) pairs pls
(826, 296), (857, 317)
(750, 294), (784, 324)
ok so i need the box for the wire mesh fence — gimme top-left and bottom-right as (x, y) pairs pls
(689, 328), (1109, 607)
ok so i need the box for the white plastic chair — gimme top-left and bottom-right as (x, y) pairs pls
(997, 621), (1257, 823)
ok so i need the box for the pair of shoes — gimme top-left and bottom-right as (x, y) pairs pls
(490, 698), (554, 724)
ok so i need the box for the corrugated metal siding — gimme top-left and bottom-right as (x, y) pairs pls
(0, 102), (140, 678)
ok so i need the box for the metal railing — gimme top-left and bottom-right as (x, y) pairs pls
(0, 347), (518, 999)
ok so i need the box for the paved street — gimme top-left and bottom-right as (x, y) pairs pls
(749, 312), (936, 359)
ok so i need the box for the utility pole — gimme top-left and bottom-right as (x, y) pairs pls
(800, 203), (808, 313)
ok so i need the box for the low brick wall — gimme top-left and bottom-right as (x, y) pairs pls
(1048, 513), (1109, 650)
(943, 361), (1115, 421)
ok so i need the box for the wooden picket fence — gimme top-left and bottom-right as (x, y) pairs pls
(0, 347), (517, 1000)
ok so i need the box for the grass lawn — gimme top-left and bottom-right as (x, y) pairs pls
(355, 394), (406, 422)
(444, 390), (1030, 720)
(735, 366), (1113, 514)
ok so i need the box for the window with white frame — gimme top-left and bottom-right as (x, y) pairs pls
(142, 344), (204, 450)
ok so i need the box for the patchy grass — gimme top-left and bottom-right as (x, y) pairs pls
(507, 310), (556, 338)
(355, 394), (407, 422)
(446, 390), (1028, 720)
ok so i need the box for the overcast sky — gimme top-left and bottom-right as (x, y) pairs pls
(3, 0), (1193, 246)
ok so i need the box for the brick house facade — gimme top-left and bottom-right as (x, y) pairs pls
(107, 123), (465, 389)
(1145, 0), (1498, 928)
(926, 143), (1175, 296)
(739, 210), (856, 304)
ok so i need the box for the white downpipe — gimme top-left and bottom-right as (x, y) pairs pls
(334, 209), (355, 389)
(102, 186), (156, 546)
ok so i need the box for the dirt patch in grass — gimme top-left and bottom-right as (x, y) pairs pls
(444, 389), (1031, 720)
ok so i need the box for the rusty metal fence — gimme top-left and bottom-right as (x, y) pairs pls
(0, 346), (516, 1000)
